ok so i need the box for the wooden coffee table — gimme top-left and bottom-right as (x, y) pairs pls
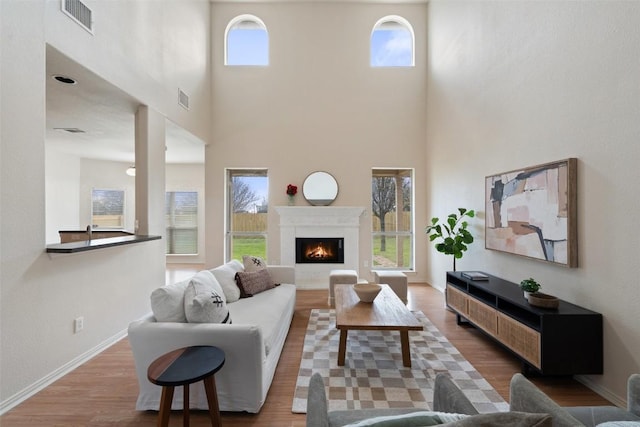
(334, 284), (423, 367)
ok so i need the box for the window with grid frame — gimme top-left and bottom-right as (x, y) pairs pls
(371, 169), (414, 270)
(226, 169), (268, 261)
(91, 188), (125, 229)
(165, 191), (198, 255)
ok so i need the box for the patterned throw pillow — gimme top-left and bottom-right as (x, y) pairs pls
(235, 269), (275, 298)
(184, 274), (231, 324)
(210, 260), (244, 303)
(242, 255), (267, 272)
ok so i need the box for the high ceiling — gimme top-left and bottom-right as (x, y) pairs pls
(46, 46), (205, 165)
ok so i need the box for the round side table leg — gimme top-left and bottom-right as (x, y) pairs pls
(203, 375), (222, 426)
(183, 384), (190, 427)
(158, 386), (174, 427)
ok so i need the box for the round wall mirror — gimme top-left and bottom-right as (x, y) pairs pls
(302, 171), (338, 206)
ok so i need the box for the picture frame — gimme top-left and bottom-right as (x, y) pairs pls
(485, 158), (577, 267)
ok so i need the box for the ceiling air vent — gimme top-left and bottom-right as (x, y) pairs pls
(61, 0), (93, 34)
(178, 89), (190, 111)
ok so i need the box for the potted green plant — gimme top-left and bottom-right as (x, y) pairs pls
(425, 208), (475, 271)
(519, 277), (541, 298)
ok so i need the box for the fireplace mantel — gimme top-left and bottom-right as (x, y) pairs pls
(276, 206), (366, 288)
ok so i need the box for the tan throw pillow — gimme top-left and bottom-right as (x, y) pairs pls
(242, 255), (267, 272)
(235, 269), (275, 298)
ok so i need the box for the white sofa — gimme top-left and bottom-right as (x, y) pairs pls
(128, 261), (296, 413)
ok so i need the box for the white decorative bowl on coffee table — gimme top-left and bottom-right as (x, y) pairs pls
(353, 283), (382, 303)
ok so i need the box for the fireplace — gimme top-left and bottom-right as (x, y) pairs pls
(296, 237), (344, 264)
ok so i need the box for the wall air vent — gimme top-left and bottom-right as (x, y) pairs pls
(61, 0), (93, 34)
(178, 89), (190, 110)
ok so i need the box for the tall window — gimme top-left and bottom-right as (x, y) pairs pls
(226, 169), (268, 261)
(371, 169), (414, 270)
(165, 191), (198, 255)
(225, 14), (269, 66)
(370, 15), (415, 67)
(91, 188), (124, 228)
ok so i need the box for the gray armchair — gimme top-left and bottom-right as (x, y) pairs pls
(510, 373), (640, 427)
(306, 372), (551, 427)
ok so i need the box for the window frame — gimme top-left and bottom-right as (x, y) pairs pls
(371, 168), (415, 271)
(91, 188), (125, 229)
(224, 14), (269, 66)
(225, 168), (269, 262)
(165, 190), (198, 256)
(370, 15), (415, 68)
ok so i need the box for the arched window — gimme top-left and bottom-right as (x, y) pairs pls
(370, 15), (415, 67)
(225, 14), (269, 66)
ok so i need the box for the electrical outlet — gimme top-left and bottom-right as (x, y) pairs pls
(74, 317), (84, 333)
(363, 260), (369, 267)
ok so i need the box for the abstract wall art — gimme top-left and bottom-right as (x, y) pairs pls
(485, 158), (577, 267)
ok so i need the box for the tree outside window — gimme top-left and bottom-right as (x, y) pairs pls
(227, 170), (268, 261)
(372, 169), (413, 269)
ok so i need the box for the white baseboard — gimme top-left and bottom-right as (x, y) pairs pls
(0, 329), (128, 415)
(575, 374), (626, 409)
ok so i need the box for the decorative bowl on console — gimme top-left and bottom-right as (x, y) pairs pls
(353, 283), (382, 303)
(527, 292), (559, 309)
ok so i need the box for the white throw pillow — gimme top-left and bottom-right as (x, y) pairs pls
(150, 279), (190, 322)
(184, 274), (231, 324)
(210, 260), (244, 303)
(191, 270), (226, 304)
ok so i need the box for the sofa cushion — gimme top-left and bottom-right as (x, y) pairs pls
(342, 411), (469, 426)
(235, 269), (275, 298)
(227, 283), (296, 355)
(243, 255), (267, 272)
(184, 271), (231, 324)
(150, 278), (190, 322)
(210, 260), (244, 303)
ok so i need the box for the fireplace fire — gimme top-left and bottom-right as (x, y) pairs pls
(296, 237), (344, 264)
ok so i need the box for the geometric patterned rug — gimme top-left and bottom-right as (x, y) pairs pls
(292, 308), (509, 414)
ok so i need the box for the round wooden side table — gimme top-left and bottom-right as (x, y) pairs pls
(147, 345), (225, 427)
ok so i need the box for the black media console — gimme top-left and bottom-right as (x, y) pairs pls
(446, 271), (603, 376)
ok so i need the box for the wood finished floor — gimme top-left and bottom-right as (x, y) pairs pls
(1, 268), (611, 426)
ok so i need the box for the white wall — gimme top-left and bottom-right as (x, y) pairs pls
(45, 150), (81, 243)
(0, 0), (211, 411)
(206, 2), (429, 282)
(426, 0), (640, 405)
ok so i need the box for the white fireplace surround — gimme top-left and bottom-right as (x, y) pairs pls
(275, 206), (366, 288)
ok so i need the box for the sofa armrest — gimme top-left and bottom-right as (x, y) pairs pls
(267, 265), (295, 285)
(433, 374), (479, 415)
(509, 374), (583, 427)
(128, 316), (266, 411)
(629, 373), (640, 416)
(306, 373), (330, 427)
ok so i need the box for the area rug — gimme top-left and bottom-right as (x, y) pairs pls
(292, 308), (508, 414)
